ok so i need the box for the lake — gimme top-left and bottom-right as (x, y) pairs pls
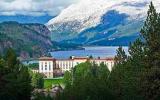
(51, 46), (128, 59)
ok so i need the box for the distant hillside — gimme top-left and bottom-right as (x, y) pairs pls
(0, 21), (53, 59)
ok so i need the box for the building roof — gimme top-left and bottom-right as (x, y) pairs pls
(73, 57), (89, 60)
(39, 57), (55, 61)
(93, 58), (114, 61)
(39, 56), (114, 61)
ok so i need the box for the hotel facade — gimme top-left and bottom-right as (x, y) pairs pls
(39, 56), (115, 78)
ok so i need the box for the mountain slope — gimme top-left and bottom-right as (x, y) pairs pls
(0, 21), (53, 59)
(47, 0), (160, 45)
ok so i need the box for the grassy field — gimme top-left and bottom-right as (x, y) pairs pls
(44, 77), (64, 88)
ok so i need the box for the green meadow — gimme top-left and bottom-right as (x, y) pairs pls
(44, 78), (64, 88)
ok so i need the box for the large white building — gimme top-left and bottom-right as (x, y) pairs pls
(39, 56), (114, 78)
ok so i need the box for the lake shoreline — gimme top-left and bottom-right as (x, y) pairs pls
(51, 46), (128, 52)
(50, 46), (128, 59)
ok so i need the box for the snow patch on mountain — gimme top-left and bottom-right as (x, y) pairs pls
(46, 0), (160, 43)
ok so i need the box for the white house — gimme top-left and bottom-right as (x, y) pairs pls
(39, 56), (114, 78)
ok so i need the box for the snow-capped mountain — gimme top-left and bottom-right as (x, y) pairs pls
(47, 0), (160, 45)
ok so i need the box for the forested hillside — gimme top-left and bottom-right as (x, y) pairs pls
(0, 21), (53, 59)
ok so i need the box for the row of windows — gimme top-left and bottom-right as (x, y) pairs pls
(62, 65), (72, 70)
(40, 61), (114, 71)
(41, 62), (52, 71)
(56, 61), (74, 68)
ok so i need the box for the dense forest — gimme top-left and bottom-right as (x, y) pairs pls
(0, 48), (44, 100)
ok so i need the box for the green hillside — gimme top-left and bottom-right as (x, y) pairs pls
(0, 21), (53, 59)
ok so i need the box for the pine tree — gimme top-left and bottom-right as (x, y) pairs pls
(114, 46), (127, 65)
(140, 2), (160, 100)
(108, 46), (128, 100)
(140, 2), (160, 68)
(128, 39), (146, 68)
(4, 48), (17, 68)
(109, 44), (146, 100)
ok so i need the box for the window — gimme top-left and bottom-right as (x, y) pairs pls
(45, 66), (47, 70)
(45, 62), (47, 70)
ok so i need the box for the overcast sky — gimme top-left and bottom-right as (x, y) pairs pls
(0, 0), (80, 16)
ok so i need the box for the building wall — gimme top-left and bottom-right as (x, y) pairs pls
(39, 58), (114, 78)
(55, 60), (74, 73)
(73, 59), (88, 67)
(39, 60), (54, 78)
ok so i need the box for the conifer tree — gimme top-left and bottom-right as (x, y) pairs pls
(108, 46), (128, 99)
(114, 46), (127, 65)
(4, 48), (17, 68)
(128, 39), (146, 67)
(140, 2), (160, 100)
(140, 2), (160, 68)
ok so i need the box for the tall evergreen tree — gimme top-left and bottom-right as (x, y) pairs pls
(140, 2), (160, 68)
(114, 46), (127, 65)
(140, 2), (160, 100)
(4, 48), (17, 68)
(108, 46), (128, 100)
(109, 44), (146, 100)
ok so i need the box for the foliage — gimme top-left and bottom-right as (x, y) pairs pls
(31, 72), (44, 89)
(63, 71), (72, 87)
(28, 63), (39, 69)
(114, 46), (127, 64)
(0, 48), (32, 100)
(139, 2), (160, 100)
(59, 62), (115, 100)
(44, 78), (64, 89)
(108, 45), (144, 100)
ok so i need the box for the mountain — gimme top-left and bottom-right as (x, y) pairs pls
(0, 21), (53, 59)
(47, 0), (160, 46)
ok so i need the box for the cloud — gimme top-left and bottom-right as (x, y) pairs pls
(0, 0), (80, 16)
